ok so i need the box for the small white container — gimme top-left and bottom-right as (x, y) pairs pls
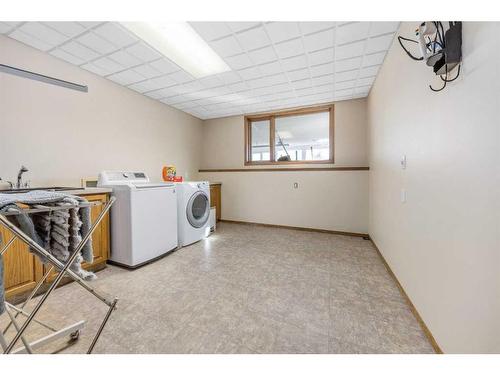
(209, 207), (216, 233)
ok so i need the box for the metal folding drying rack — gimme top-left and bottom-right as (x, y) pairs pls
(0, 197), (118, 354)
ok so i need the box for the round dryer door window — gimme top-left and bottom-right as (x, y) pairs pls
(186, 191), (210, 228)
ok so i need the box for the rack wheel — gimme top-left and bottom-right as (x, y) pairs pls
(69, 330), (81, 341)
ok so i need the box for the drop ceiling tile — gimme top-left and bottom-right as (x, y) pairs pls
(77, 32), (116, 54)
(128, 81), (154, 93)
(189, 22), (232, 41)
(198, 75), (224, 89)
(125, 43), (161, 62)
(155, 86), (180, 98)
(311, 74), (334, 86)
(0, 23), (11, 34)
(236, 26), (270, 51)
(309, 63), (334, 77)
(359, 65), (380, 78)
(274, 38), (304, 59)
(176, 81), (205, 94)
(18, 22), (68, 47)
(169, 70), (194, 84)
(291, 79), (312, 90)
(335, 70), (358, 82)
(217, 71), (242, 85)
(248, 46), (277, 65)
(370, 22), (399, 37)
(295, 86), (317, 97)
(308, 48), (334, 66)
(265, 22), (301, 43)
(281, 54), (308, 72)
(93, 23), (137, 48)
(362, 51), (386, 67)
(60, 41), (100, 61)
(238, 66), (262, 80)
(357, 76), (376, 86)
(315, 83), (334, 94)
(147, 75), (178, 90)
(247, 73), (287, 89)
(78, 22), (103, 29)
(43, 22), (87, 38)
(145, 89), (166, 99)
(304, 29), (335, 52)
(149, 59), (179, 75)
(9, 29), (54, 51)
(92, 56), (124, 74)
(258, 61), (283, 76)
(50, 49), (85, 65)
(335, 40), (365, 60)
(336, 22), (371, 45)
(227, 22), (260, 33)
(132, 64), (162, 79)
(286, 68), (310, 81)
(309, 91), (335, 102)
(365, 34), (394, 54)
(210, 36), (243, 57)
(225, 53), (253, 70)
(108, 69), (145, 85)
(108, 50), (142, 69)
(0, 22), (20, 34)
(81, 62), (109, 76)
(335, 57), (362, 72)
(227, 81), (250, 93)
(354, 85), (370, 95)
(335, 79), (356, 91)
(299, 22), (335, 35)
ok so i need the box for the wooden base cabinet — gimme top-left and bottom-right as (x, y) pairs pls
(209, 184), (221, 221)
(1, 193), (110, 300)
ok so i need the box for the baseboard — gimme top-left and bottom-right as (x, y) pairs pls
(219, 219), (369, 239)
(369, 237), (443, 354)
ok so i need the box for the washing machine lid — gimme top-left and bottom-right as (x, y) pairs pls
(186, 191), (210, 228)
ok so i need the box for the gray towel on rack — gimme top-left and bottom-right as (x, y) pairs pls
(0, 190), (95, 281)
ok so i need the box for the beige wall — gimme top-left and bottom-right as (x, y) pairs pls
(367, 22), (500, 353)
(0, 35), (203, 187)
(200, 99), (369, 234)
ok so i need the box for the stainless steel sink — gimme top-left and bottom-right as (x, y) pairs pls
(0, 187), (81, 194)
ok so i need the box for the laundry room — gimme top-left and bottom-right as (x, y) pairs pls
(0, 0), (499, 372)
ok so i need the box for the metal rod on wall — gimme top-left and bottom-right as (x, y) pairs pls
(0, 64), (88, 92)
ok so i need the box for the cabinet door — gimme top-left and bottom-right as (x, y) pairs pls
(82, 194), (110, 268)
(209, 185), (221, 221)
(0, 226), (44, 299)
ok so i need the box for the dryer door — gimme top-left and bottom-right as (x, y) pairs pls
(186, 191), (210, 228)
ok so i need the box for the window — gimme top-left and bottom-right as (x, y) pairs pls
(244, 105), (334, 165)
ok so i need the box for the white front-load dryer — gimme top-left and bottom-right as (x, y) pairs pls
(176, 181), (210, 247)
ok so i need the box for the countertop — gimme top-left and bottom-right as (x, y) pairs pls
(60, 187), (113, 195)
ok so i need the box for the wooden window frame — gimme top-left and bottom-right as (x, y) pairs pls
(244, 104), (335, 166)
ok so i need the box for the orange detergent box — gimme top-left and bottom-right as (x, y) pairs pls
(162, 165), (176, 181)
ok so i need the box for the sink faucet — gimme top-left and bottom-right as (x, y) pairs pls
(16, 165), (29, 189)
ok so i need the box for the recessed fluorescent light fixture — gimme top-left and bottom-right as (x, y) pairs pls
(121, 22), (230, 79)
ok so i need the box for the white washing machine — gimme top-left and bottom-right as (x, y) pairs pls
(98, 171), (178, 268)
(176, 181), (211, 247)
